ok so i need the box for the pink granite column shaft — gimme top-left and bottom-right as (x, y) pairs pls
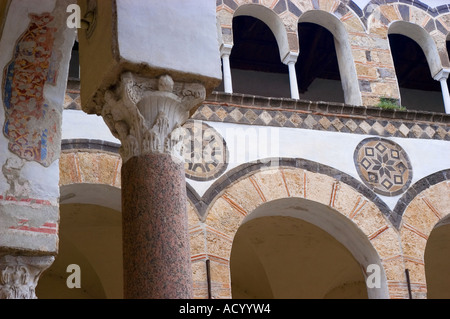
(121, 152), (193, 299)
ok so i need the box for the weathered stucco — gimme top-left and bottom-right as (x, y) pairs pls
(0, 0), (76, 254)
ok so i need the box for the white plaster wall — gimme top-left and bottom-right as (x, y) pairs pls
(61, 110), (120, 144)
(60, 110), (450, 211)
(188, 121), (450, 210)
(116, 0), (222, 82)
(60, 183), (121, 212)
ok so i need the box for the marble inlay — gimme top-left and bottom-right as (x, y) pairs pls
(354, 137), (412, 196)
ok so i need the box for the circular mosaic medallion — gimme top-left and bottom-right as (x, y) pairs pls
(354, 138), (412, 196)
(182, 120), (228, 181)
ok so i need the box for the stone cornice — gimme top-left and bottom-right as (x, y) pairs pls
(195, 92), (450, 140)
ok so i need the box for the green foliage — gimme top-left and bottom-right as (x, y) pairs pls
(376, 97), (406, 111)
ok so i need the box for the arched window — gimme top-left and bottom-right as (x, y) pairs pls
(222, 15), (290, 98)
(230, 197), (388, 299)
(425, 215), (450, 299)
(296, 22), (344, 103)
(297, 10), (362, 106)
(68, 41), (80, 81)
(389, 34), (444, 112)
(388, 22), (445, 113)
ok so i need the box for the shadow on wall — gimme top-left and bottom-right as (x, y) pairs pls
(425, 215), (450, 299)
(230, 197), (389, 299)
(37, 202), (123, 299)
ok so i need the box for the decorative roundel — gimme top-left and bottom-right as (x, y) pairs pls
(354, 138), (412, 196)
(182, 120), (228, 181)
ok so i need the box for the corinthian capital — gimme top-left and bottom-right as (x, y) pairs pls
(100, 72), (206, 163)
(0, 255), (54, 299)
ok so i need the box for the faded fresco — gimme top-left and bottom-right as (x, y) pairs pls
(2, 13), (59, 167)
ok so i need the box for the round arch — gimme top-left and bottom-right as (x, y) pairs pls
(232, 196), (388, 299)
(60, 183), (121, 211)
(388, 21), (443, 79)
(204, 166), (402, 299)
(366, 4), (450, 72)
(298, 10), (362, 105)
(38, 181), (123, 299)
(230, 4), (292, 62)
(400, 180), (450, 298)
(425, 214), (450, 299)
(40, 149), (125, 299)
(57, 149), (208, 298)
(59, 149), (122, 189)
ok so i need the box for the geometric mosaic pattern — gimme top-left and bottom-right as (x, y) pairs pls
(192, 96), (450, 141)
(354, 138), (412, 196)
(64, 90), (450, 141)
(182, 120), (228, 182)
(63, 81), (82, 110)
(64, 92), (82, 110)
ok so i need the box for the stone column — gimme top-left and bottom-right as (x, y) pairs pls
(220, 44), (233, 94)
(77, 0), (221, 298)
(100, 72), (206, 299)
(283, 52), (300, 100)
(433, 68), (450, 114)
(0, 254), (54, 299)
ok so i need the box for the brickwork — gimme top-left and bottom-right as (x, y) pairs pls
(190, 164), (400, 298)
(59, 144), (450, 299)
(400, 181), (450, 299)
(216, 0), (450, 106)
(59, 148), (122, 188)
(189, 162), (449, 299)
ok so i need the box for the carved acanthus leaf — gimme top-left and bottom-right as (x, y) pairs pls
(100, 72), (205, 163)
(0, 255), (54, 299)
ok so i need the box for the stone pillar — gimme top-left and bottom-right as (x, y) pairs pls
(0, 0), (76, 299)
(0, 254), (54, 299)
(220, 44), (233, 94)
(433, 69), (450, 114)
(283, 52), (300, 100)
(100, 72), (206, 299)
